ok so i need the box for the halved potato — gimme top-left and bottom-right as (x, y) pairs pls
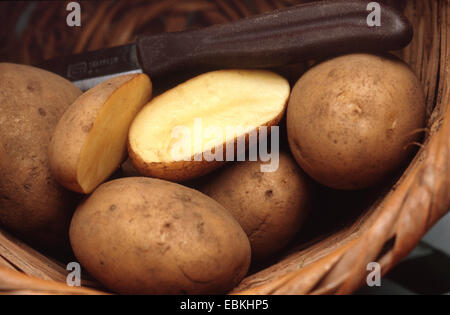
(49, 74), (152, 194)
(128, 70), (290, 181)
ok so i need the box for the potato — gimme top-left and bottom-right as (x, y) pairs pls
(128, 70), (290, 182)
(49, 74), (152, 194)
(287, 53), (426, 190)
(200, 152), (312, 263)
(0, 63), (82, 249)
(69, 177), (251, 294)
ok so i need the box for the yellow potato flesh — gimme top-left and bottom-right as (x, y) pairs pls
(77, 76), (151, 193)
(129, 70), (290, 163)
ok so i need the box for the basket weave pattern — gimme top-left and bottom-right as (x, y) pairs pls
(0, 0), (448, 295)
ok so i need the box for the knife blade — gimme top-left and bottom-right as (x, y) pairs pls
(39, 0), (413, 91)
(40, 44), (142, 91)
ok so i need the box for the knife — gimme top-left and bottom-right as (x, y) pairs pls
(39, 0), (412, 91)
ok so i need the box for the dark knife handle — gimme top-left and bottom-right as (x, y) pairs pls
(136, 0), (412, 78)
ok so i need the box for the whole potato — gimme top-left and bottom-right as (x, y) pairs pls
(200, 152), (312, 263)
(287, 53), (426, 190)
(70, 177), (251, 295)
(0, 63), (81, 249)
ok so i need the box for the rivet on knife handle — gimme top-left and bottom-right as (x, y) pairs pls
(136, 0), (412, 78)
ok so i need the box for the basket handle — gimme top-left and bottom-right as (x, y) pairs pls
(137, 0), (413, 77)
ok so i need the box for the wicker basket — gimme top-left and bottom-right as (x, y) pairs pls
(0, 0), (448, 295)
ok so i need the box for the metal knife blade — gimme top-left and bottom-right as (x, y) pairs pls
(39, 44), (142, 91)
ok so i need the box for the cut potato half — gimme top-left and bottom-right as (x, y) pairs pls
(49, 74), (152, 194)
(128, 70), (289, 181)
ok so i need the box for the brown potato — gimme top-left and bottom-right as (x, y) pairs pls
(0, 63), (82, 249)
(287, 53), (426, 190)
(128, 70), (290, 182)
(49, 74), (152, 194)
(200, 152), (312, 263)
(70, 177), (251, 295)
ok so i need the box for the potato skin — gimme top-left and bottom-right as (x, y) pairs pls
(128, 146), (224, 182)
(287, 53), (426, 190)
(69, 177), (251, 294)
(0, 63), (82, 249)
(200, 152), (312, 263)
